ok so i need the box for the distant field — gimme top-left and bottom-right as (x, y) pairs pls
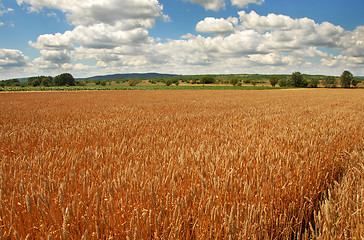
(0, 89), (363, 239)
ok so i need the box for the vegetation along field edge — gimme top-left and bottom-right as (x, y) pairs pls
(1, 71), (362, 91)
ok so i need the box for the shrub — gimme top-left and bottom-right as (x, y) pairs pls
(75, 80), (86, 86)
(128, 79), (138, 86)
(278, 79), (288, 87)
(269, 76), (279, 87)
(32, 79), (41, 87)
(308, 78), (320, 88)
(100, 81), (107, 86)
(322, 76), (337, 88)
(41, 77), (53, 87)
(229, 78), (240, 86)
(165, 80), (172, 86)
(200, 75), (215, 84)
(352, 78), (361, 88)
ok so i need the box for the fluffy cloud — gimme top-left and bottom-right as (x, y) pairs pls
(321, 55), (364, 68)
(71, 24), (152, 49)
(238, 11), (296, 32)
(339, 26), (364, 57)
(188, 0), (225, 11)
(0, 49), (29, 68)
(16, 0), (166, 26)
(21, 0), (165, 71)
(32, 49), (72, 71)
(30, 32), (74, 50)
(154, 11), (363, 75)
(231, 0), (264, 8)
(30, 22), (154, 51)
(5, 0), (364, 78)
(40, 50), (71, 64)
(187, 0), (264, 11)
(196, 17), (237, 35)
(238, 11), (346, 52)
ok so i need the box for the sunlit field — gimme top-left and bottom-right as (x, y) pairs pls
(0, 89), (363, 239)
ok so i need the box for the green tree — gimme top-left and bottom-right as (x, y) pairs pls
(32, 79), (41, 87)
(75, 80), (86, 86)
(269, 76), (279, 87)
(200, 75), (215, 84)
(41, 76), (53, 87)
(229, 77), (240, 86)
(4, 79), (20, 86)
(128, 79), (138, 86)
(243, 78), (251, 84)
(322, 76), (337, 88)
(165, 79), (172, 86)
(308, 78), (320, 88)
(28, 76), (52, 87)
(100, 81), (106, 86)
(340, 70), (353, 88)
(291, 72), (307, 87)
(352, 78), (360, 88)
(278, 79), (288, 87)
(54, 73), (75, 86)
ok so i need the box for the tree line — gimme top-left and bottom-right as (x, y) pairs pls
(0, 73), (84, 88)
(1, 70), (362, 88)
(269, 70), (360, 88)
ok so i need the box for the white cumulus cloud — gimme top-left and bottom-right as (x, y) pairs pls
(339, 26), (364, 57)
(231, 0), (264, 8)
(29, 32), (74, 50)
(16, 0), (166, 26)
(0, 49), (29, 68)
(187, 0), (264, 11)
(188, 0), (225, 11)
(196, 17), (236, 35)
(4, 1), (364, 78)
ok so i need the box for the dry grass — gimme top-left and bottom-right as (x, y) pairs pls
(0, 89), (363, 239)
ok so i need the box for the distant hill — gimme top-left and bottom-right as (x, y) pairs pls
(81, 73), (178, 80)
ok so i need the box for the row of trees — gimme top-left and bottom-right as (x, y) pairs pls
(0, 73), (79, 88)
(1, 71), (361, 88)
(28, 73), (77, 87)
(0, 79), (21, 87)
(269, 71), (361, 88)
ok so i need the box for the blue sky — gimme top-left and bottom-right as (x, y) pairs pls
(1, 0), (364, 79)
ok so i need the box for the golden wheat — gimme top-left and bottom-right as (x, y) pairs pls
(0, 89), (363, 239)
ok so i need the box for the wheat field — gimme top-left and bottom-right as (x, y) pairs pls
(0, 89), (363, 239)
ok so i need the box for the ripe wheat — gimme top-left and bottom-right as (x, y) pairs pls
(0, 89), (363, 239)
